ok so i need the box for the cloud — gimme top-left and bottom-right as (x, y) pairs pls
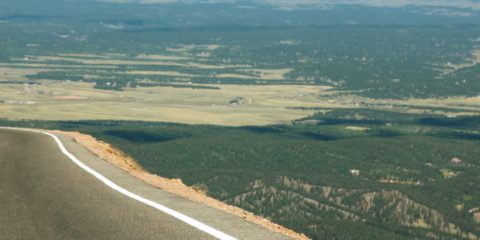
(421, 8), (473, 17)
(97, 0), (480, 11)
(262, 0), (480, 10)
(98, 0), (235, 3)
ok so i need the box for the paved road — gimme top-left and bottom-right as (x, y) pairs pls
(0, 128), (291, 240)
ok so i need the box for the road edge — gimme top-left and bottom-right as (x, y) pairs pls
(54, 130), (310, 240)
(0, 127), (237, 240)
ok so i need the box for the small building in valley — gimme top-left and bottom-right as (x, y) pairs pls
(350, 169), (360, 177)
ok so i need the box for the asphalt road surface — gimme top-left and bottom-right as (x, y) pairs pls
(0, 128), (291, 240)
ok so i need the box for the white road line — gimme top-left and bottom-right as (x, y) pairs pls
(2, 127), (237, 240)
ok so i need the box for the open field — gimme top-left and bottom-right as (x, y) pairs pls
(0, 67), (40, 81)
(1, 76), (479, 125)
(0, 52), (479, 126)
(1, 53), (480, 125)
(0, 80), (332, 125)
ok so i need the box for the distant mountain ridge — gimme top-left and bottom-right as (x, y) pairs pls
(2, 0), (480, 27)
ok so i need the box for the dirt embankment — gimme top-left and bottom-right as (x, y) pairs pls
(53, 130), (309, 240)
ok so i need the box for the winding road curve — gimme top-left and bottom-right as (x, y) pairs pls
(0, 128), (290, 240)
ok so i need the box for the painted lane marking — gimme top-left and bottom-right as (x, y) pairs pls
(2, 127), (237, 240)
